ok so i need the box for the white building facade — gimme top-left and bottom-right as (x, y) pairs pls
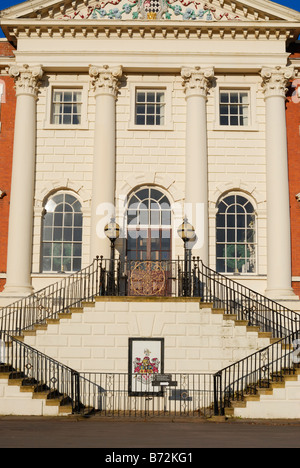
(1, 0), (300, 304)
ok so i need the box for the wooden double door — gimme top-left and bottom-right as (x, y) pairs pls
(127, 228), (172, 296)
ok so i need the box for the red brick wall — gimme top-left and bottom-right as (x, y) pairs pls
(287, 44), (300, 296)
(0, 41), (16, 292)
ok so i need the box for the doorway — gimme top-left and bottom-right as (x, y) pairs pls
(126, 187), (172, 295)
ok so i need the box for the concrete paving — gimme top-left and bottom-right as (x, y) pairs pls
(0, 416), (299, 449)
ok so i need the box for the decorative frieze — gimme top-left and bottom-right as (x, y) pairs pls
(61, 0), (241, 22)
(261, 66), (297, 99)
(9, 64), (43, 98)
(181, 66), (214, 98)
(89, 65), (123, 98)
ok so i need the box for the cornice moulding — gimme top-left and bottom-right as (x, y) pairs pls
(2, 19), (300, 41)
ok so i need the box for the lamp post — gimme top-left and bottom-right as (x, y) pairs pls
(177, 218), (195, 297)
(104, 218), (120, 295)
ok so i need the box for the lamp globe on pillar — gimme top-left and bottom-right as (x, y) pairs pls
(104, 217), (120, 261)
(177, 217), (195, 246)
(177, 217), (195, 296)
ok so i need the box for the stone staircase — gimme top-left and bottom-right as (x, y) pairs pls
(226, 366), (300, 419)
(0, 258), (299, 418)
(0, 365), (73, 416)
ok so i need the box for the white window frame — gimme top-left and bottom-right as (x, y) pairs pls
(214, 83), (259, 132)
(128, 82), (173, 131)
(44, 81), (89, 130)
(216, 192), (258, 276)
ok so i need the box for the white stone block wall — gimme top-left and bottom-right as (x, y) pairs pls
(31, 71), (268, 293)
(22, 300), (271, 375)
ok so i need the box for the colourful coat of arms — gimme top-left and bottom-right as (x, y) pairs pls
(133, 349), (160, 383)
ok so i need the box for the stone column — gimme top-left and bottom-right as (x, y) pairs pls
(181, 66), (214, 264)
(89, 65), (122, 261)
(261, 66), (296, 298)
(3, 65), (43, 297)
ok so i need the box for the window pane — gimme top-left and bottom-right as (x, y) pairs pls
(42, 194), (82, 273)
(220, 93), (229, 103)
(73, 244), (82, 257)
(43, 243), (52, 257)
(136, 115), (145, 125)
(53, 228), (62, 241)
(73, 258), (82, 271)
(43, 257), (51, 272)
(63, 243), (72, 257)
(220, 116), (229, 126)
(230, 93), (239, 103)
(146, 115), (155, 125)
(53, 243), (62, 257)
(216, 194), (256, 274)
(137, 92), (145, 103)
(53, 257), (62, 272)
(240, 92), (249, 104)
(147, 92), (155, 102)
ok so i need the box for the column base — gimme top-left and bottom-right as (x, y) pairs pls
(0, 284), (34, 307)
(265, 287), (299, 301)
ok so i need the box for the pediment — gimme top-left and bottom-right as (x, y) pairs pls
(1, 0), (300, 23)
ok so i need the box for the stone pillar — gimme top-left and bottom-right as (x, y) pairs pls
(3, 65), (43, 297)
(181, 66), (214, 264)
(261, 66), (296, 298)
(89, 65), (122, 261)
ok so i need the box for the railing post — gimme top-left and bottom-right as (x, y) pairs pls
(72, 371), (81, 414)
(213, 373), (222, 416)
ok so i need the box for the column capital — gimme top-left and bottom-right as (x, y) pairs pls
(9, 64), (43, 98)
(181, 66), (214, 98)
(261, 66), (297, 99)
(89, 65), (123, 98)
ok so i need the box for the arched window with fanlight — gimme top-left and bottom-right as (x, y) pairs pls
(216, 194), (256, 274)
(126, 187), (172, 262)
(41, 193), (83, 273)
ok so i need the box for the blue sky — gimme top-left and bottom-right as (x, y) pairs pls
(0, 0), (299, 37)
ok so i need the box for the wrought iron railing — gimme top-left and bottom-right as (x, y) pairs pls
(1, 256), (300, 341)
(0, 258), (102, 336)
(77, 372), (214, 418)
(213, 330), (300, 416)
(99, 257), (300, 338)
(0, 331), (81, 413)
(98, 257), (200, 298)
(194, 260), (300, 338)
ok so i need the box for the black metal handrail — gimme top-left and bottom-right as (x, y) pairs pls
(2, 256), (300, 341)
(0, 258), (101, 336)
(213, 330), (300, 416)
(98, 257), (201, 298)
(77, 372), (214, 418)
(195, 260), (300, 338)
(0, 331), (81, 413)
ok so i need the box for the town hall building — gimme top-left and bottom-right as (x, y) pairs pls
(0, 0), (299, 419)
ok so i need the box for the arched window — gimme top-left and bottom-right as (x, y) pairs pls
(216, 194), (256, 274)
(126, 187), (172, 261)
(41, 193), (83, 273)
